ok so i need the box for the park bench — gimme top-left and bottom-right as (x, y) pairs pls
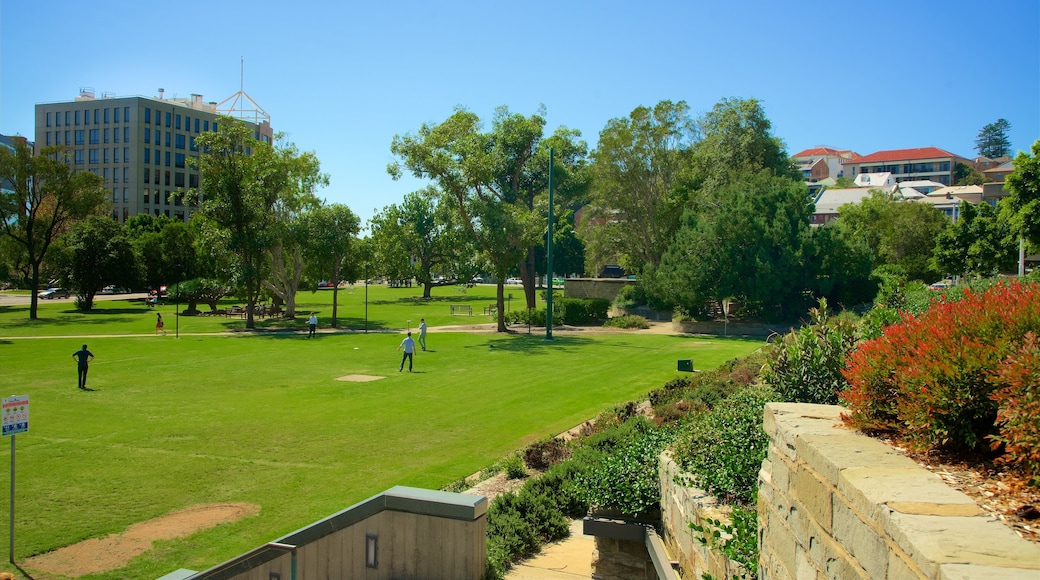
(450, 304), (473, 316)
(483, 305), (498, 317)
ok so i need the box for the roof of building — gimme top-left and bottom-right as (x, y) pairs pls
(814, 188), (882, 214)
(855, 172), (894, 187)
(792, 146), (859, 159)
(850, 147), (965, 164)
(898, 179), (946, 190)
(984, 161), (1014, 174)
(928, 185), (984, 198)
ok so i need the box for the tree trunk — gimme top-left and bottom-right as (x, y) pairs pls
(496, 277), (507, 332)
(422, 283), (432, 299)
(521, 248), (537, 308)
(29, 263), (41, 320)
(331, 264), (340, 328)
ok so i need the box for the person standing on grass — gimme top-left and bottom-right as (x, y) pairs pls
(418, 318), (427, 351)
(72, 344), (94, 390)
(156, 312), (167, 335)
(308, 312), (318, 338)
(398, 331), (416, 372)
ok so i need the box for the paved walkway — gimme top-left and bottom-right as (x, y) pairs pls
(504, 519), (594, 579)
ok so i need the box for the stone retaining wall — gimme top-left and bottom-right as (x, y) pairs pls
(758, 402), (1040, 579)
(659, 453), (746, 580)
(672, 320), (794, 337)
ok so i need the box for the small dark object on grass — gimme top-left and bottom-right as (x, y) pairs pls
(1016, 505), (1039, 520)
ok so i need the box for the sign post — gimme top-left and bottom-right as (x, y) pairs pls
(3, 395), (29, 564)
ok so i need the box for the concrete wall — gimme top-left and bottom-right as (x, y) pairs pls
(186, 486), (486, 580)
(672, 320), (794, 338)
(758, 403), (1040, 579)
(564, 278), (635, 301)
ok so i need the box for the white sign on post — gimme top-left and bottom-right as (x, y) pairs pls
(2, 396), (28, 436)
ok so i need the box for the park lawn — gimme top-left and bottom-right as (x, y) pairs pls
(0, 283), (521, 337)
(0, 326), (763, 579)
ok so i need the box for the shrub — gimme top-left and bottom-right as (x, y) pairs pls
(841, 280), (1040, 454)
(612, 284), (639, 310)
(505, 307), (564, 327)
(762, 298), (858, 405)
(558, 297), (610, 325)
(574, 417), (673, 518)
(523, 437), (570, 470)
(672, 384), (775, 505)
(501, 453), (527, 480)
(991, 333), (1040, 478)
(691, 504), (758, 579)
(603, 314), (650, 329)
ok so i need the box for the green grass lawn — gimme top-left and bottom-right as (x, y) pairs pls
(0, 285), (763, 579)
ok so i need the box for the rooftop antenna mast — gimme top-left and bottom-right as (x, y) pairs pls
(216, 56), (270, 125)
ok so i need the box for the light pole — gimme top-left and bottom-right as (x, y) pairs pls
(364, 264), (370, 334)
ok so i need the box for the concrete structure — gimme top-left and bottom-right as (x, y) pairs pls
(853, 172), (896, 188)
(757, 403), (1040, 579)
(810, 187), (880, 226)
(163, 486), (487, 580)
(35, 88), (273, 223)
(0, 134), (29, 195)
(843, 147), (970, 186)
(564, 277), (636, 302)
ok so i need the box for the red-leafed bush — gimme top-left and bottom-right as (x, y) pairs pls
(992, 333), (1040, 476)
(840, 281), (1040, 464)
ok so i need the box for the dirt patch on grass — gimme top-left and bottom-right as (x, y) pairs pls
(25, 502), (260, 578)
(335, 374), (385, 382)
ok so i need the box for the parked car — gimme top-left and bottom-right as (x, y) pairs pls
(100, 285), (129, 294)
(38, 288), (70, 299)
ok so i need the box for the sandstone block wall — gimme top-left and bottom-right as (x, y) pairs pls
(759, 402), (1040, 579)
(659, 453), (747, 580)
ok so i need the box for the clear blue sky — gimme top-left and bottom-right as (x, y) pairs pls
(2, 0), (1038, 223)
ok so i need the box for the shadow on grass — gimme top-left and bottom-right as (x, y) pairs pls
(473, 334), (595, 354)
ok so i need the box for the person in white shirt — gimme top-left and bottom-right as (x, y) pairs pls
(418, 318), (428, 351)
(398, 332), (416, 372)
(308, 312), (318, 338)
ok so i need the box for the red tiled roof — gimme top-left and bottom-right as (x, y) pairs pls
(851, 147), (963, 164)
(793, 147), (855, 158)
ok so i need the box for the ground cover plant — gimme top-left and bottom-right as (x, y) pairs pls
(0, 299), (762, 579)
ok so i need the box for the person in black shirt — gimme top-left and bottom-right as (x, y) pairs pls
(72, 344), (94, 390)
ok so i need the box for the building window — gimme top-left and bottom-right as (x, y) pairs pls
(104, 128), (110, 144)
(144, 149), (150, 164)
(165, 132), (171, 147)
(164, 209), (170, 218)
(175, 153), (185, 168)
(144, 170), (150, 184)
(940, 161), (950, 172)
(113, 148), (120, 163)
(175, 114), (181, 130)
(74, 150), (84, 165)
(75, 110), (80, 125)
(45, 132), (51, 146)
(112, 189), (118, 203)
(189, 136), (197, 151)
(102, 168), (108, 181)
(194, 118), (199, 133)
(144, 128), (150, 144)
(123, 187), (128, 203)
(89, 149), (99, 164)
(213, 122), (218, 133)
(175, 134), (185, 150)
(155, 169), (160, 184)
(165, 171), (171, 186)
(155, 149), (160, 165)
(103, 149), (110, 163)
(46, 112), (52, 127)
(73, 130), (84, 145)
(144, 108), (151, 124)
(123, 168), (129, 183)
(204, 120), (209, 132)
(124, 147), (129, 161)
(123, 127), (129, 143)
(112, 108), (119, 123)
(89, 129), (99, 144)
(113, 128), (120, 144)
(64, 131), (70, 146)
(165, 112), (171, 127)
(124, 107), (129, 122)
(189, 173), (199, 188)
(175, 172), (185, 187)
(104, 108), (110, 123)
(165, 151), (171, 167)
(93, 109), (99, 124)
(64, 111), (70, 126)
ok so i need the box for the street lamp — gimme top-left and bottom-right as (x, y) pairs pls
(364, 263), (370, 334)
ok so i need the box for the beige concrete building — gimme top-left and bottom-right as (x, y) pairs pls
(34, 88), (273, 223)
(842, 146), (970, 186)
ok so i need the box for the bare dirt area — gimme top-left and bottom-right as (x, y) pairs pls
(24, 503), (260, 578)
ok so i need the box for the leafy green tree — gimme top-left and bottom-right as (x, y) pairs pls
(804, 222), (876, 306)
(1002, 140), (1040, 248)
(189, 117), (326, 328)
(954, 162), (987, 186)
(838, 191), (947, 282)
(389, 107), (574, 331)
(975, 118), (1012, 159)
(649, 169), (813, 320)
(579, 100), (694, 275)
(0, 142), (107, 318)
(64, 216), (136, 310)
(689, 97), (798, 192)
(935, 201), (1017, 278)
(300, 203), (361, 327)
(369, 187), (478, 299)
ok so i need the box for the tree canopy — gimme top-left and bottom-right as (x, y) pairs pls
(0, 142), (107, 318)
(975, 118), (1012, 159)
(300, 203), (361, 327)
(934, 200), (1017, 278)
(1002, 139), (1040, 248)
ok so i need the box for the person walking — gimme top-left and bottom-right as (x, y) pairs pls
(398, 331), (416, 372)
(156, 312), (167, 335)
(418, 318), (427, 351)
(308, 312), (318, 338)
(72, 344), (94, 390)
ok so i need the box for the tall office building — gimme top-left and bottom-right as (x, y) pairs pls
(34, 88), (273, 223)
